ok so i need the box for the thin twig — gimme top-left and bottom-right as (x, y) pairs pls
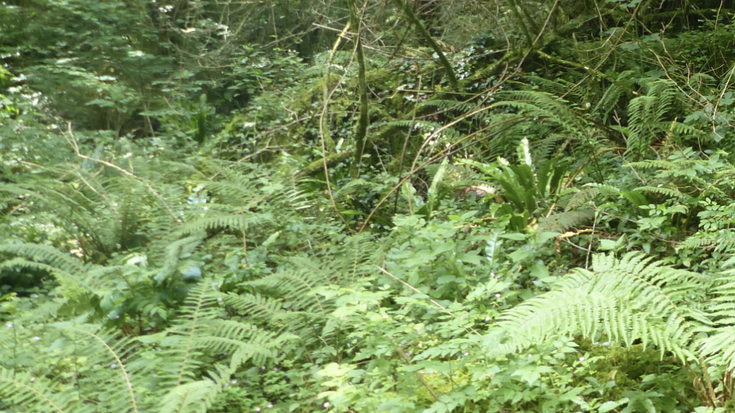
(377, 266), (480, 336)
(64, 122), (180, 222)
(377, 266), (453, 315)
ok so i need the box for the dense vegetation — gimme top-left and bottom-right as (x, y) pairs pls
(5, 0), (735, 411)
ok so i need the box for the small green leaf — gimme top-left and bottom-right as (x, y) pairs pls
(599, 239), (618, 250)
(599, 399), (629, 413)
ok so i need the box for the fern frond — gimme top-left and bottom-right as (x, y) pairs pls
(0, 257), (77, 288)
(0, 368), (82, 413)
(524, 76), (582, 99)
(671, 121), (704, 137)
(203, 319), (296, 366)
(175, 215), (248, 236)
(537, 209), (595, 233)
(146, 198), (183, 267)
(227, 233), (381, 353)
(626, 79), (678, 155)
(489, 291), (692, 360)
(488, 253), (702, 361)
(678, 231), (735, 253)
(225, 293), (284, 322)
(700, 273), (735, 369)
(565, 186), (604, 210)
(58, 325), (142, 413)
(636, 185), (686, 199)
(627, 159), (681, 170)
(157, 284), (221, 389)
(593, 82), (625, 122)
(159, 234), (205, 278)
(157, 379), (219, 413)
(490, 90), (586, 136)
(700, 326), (735, 369)
(245, 269), (330, 314)
(0, 243), (85, 274)
(14, 299), (65, 324)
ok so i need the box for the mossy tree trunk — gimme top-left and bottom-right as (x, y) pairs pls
(348, 0), (369, 178)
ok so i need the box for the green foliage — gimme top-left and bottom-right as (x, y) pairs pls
(486, 253), (703, 361)
(459, 139), (572, 231)
(9, 0), (735, 411)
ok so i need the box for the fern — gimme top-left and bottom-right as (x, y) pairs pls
(593, 82), (625, 123)
(58, 326), (143, 413)
(157, 378), (221, 413)
(383, 119), (442, 131)
(228, 233), (381, 351)
(486, 253), (704, 361)
(636, 185), (687, 200)
(177, 214), (249, 236)
(0, 153), (186, 260)
(490, 90), (587, 138)
(0, 279), (292, 413)
(245, 267), (332, 314)
(0, 368), (83, 413)
(565, 185), (608, 210)
(0, 321), (149, 413)
(627, 151), (730, 202)
(178, 159), (315, 249)
(524, 75), (584, 100)
(624, 79), (693, 155)
(0, 258), (83, 298)
(155, 284), (222, 389)
(537, 209), (595, 233)
(678, 231), (735, 253)
(0, 243), (84, 274)
(225, 293), (284, 322)
(700, 272), (735, 370)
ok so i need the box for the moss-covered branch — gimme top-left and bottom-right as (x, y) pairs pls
(298, 150), (354, 177)
(534, 49), (637, 95)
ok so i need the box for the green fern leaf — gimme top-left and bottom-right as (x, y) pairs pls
(486, 253), (702, 361)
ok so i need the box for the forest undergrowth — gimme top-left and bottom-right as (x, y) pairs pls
(4, 0), (735, 411)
